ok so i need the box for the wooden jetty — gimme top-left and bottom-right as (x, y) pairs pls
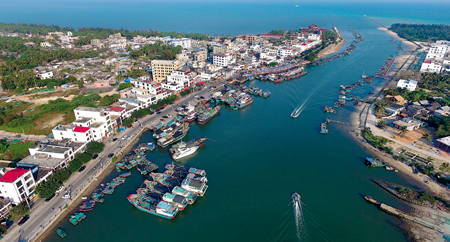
(326, 117), (354, 127)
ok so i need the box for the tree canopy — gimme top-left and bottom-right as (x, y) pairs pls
(389, 23), (450, 42)
(85, 141), (105, 156)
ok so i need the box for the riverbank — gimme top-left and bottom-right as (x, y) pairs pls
(378, 27), (418, 51)
(32, 129), (145, 242)
(349, 104), (450, 200)
(317, 40), (346, 60)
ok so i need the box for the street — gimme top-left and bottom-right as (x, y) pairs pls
(4, 85), (217, 242)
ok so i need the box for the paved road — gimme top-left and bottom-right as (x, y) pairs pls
(5, 85), (217, 242)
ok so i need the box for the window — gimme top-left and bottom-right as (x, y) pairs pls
(25, 174), (32, 181)
(16, 180), (23, 188)
(60, 132), (63, 135)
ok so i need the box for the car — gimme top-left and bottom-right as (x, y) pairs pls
(160, 119), (165, 122)
(162, 115), (168, 118)
(200, 96), (205, 99)
(112, 138), (118, 142)
(134, 120), (138, 123)
(92, 154), (98, 159)
(151, 121), (155, 124)
(167, 114), (172, 117)
(156, 111), (161, 114)
(18, 215), (30, 226)
(122, 135), (127, 140)
(45, 193), (56, 202)
(128, 125), (133, 128)
(108, 153), (114, 158)
(78, 165), (86, 172)
(56, 185), (65, 193)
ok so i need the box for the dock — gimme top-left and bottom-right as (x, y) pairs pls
(325, 117), (354, 127)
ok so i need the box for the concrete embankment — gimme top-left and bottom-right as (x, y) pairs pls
(379, 203), (436, 230)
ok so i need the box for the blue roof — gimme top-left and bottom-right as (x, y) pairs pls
(117, 58), (127, 61)
(146, 68), (152, 72)
(124, 78), (134, 83)
(162, 36), (172, 39)
(123, 52), (129, 55)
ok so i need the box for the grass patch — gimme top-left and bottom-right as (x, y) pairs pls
(29, 89), (78, 100)
(112, 156), (118, 162)
(0, 141), (34, 162)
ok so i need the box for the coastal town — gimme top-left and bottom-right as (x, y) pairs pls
(0, 17), (449, 242)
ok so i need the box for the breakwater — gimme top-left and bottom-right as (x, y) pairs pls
(314, 30), (364, 66)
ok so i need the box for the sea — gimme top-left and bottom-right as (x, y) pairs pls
(4, 1), (450, 241)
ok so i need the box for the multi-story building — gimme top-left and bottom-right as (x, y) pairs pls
(131, 77), (169, 101)
(278, 48), (296, 58)
(0, 198), (12, 219)
(151, 60), (181, 82)
(213, 45), (226, 54)
(193, 50), (208, 61)
(167, 70), (192, 89)
(52, 125), (93, 142)
(0, 168), (36, 204)
(37, 71), (53, 80)
(397, 79), (418, 91)
(420, 60), (443, 73)
(213, 53), (234, 67)
(171, 38), (191, 49)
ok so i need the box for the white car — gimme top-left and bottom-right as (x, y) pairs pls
(56, 185), (64, 193)
(167, 114), (172, 117)
(122, 135), (127, 140)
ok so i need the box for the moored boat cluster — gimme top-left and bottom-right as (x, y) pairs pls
(127, 164), (208, 219)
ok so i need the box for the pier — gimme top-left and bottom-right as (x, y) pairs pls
(326, 117), (354, 127)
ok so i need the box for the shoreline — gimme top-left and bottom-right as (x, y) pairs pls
(32, 128), (146, 242)
(378, 27), (418, 51)
(349, 104), (450, 199)
(317, 39), (346, 60)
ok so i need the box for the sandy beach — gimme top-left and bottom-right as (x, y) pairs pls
(317, 40), (346, 60)
(378, 27), (418, 51)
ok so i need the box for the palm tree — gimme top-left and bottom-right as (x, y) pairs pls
(377, 120), (386, 128)
(399, 125), (408, 137)
(115, 74), (124, 83)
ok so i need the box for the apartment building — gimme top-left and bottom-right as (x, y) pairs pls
(151, 60), (181, 82)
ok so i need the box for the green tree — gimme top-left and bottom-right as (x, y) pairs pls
(377, 120), (386, 128)
(118, 83), (133, 91)
(9, 204), (29, 221)
(75, 153), (92, 163)
(35, 179), (59, 198)
(399, 125), (408, 137)
(122, 118), (134, 127)
(422, 132), (432, 142)
(52, 169), (70, 182)
(85, 141), (105, 156)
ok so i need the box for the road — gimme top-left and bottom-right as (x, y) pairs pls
(4, 84), (217, 242)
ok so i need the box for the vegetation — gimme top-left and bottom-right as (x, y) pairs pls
(374, 100), (388, 117)
(362, 128), (393, 154)
(398, 125), (408, 137)
(99, 94), (120, 106)
(377, 120), (386, 128)
(0, 140), (34, 162)
(179, 89), (192, 97)
(112, 156), (118, 162)
(322, 30), (339, 42)
(268, 62), (278, 67)
(131, 108), (152, 119)
(9, 204), (29, 221)
(430, 116), (450, 137)
(418, 191), (437, 205)
(268, 29), (285, 35)
(122, 118), (134, 127)
(150, 95), (178, 110)
(67, 152), (92, 173)
(389, 23), (450, 42)
(129, 43), (182, 60)
(35, 169), (70, 199)
(85, 141), (105, 156)
(118, 83), (133, 91)
(422, 132), (432, 142)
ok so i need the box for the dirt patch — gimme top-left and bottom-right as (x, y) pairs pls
(392, 127), (427, 143)
(31, 111), (75, 135)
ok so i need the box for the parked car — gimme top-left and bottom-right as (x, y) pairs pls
(156, 111), (161, 114)
(18, 215), (30, 226)
(56, 185), (64, 193)
(122, 135), (127, 140)
(167, 114), (172, 117)
(162, 115), (168, 118)
(112, 138), (118, 142)
(45, 193), (56, 202)
(92, 154), (98, 159)
(108, 153), (114, 158)
(78, 166), (86, 172)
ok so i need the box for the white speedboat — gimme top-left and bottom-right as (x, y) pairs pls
(171, 146), (199, 160)
(291, 107), (301, 118)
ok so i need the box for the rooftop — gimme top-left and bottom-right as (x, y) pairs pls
(73, 126), (90, 133)
(32, 144), (71, 154)
(437, 136), (450, 146)
(19, 154), (65, 169)
(110, 107), (125, 112)
(0, 168), (29, 183)
(75, 107), (104, 112)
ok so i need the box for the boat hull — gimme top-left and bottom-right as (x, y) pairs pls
(127, 195), (175, 219)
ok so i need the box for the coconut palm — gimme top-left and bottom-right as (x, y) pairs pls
(398, 125), (408, 137)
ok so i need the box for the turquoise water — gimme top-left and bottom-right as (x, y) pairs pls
(6, 1), (447, 241)
(47, 23), (418, 242)
(1, 1), (450, 35)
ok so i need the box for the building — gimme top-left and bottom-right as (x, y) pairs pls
(193, 50), (207, 61)
(37, 71), (53, 80)
(40, 42), (52, 48)
(73, 107), (114, 141)
(0, 198), (12, 219)
(130, 77), (168, 101)
(393, 118), (426, 131)
(397, 79), (418, 92)
(171, 38), (191, 49)
(52, 125), (93, 142)
(436, 136), (450, 152)
(420, 60), (443, 73)
(385, 95), (406, 106)
(0, 168), (36, 204)
(90, 39), (101, 45)
(213, 45), (226, 54)
(278, 48), (296, 58)
(166, 70), (192, 89)
(213, 53), (234, 67)
(151, 60), (181, 82)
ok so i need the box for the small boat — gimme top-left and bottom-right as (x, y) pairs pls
(292, 192), (301, 203)
(320, 123), (328, 134)
(57, 228), (67, 238)
(119, 172), (132, 178)
(364, 195), (380, 205)
(385, 166), (394, 171)
(365, 157), (387, 168)
(69, 212), (86, 225)
(290, 107), (301, 118)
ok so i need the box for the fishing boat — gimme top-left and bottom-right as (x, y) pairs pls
(181, 177), (208, 196)
(365, 157), (387, 168)
(170, 146), (198, 160)
(127, 194), (179, 219)
(292, 192), (301, 203)
(197, 106), (221, 124)
(235, 95), (254, 109)
(119, 172), (131, 178)
(162, 193), (189, 210)
(147, 142), (156, 151)
(333, 99), (345, 108)
(320, 123), (328, 134)
(364, 195), (380, 205)
(69, 212), (86, 225)
(290, 107), (301, 118)
(157, 123), (190, 148)
(56, 228), (67, 238)
(172, 186), (197, 204)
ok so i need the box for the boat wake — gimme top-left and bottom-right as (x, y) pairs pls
(292, 193), (306, 241)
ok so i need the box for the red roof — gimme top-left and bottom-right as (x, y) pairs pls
(73, 126), (90, 133)
(110, 107), (125, 112)
(423, 60), (432, 64)
(302, 43), (307, 45)
(0, 168), (29, 183)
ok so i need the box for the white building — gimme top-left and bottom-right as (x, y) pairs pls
(131, 77), (169, 101)
(425, 45), (449, 60)
(167, 70), (192, 89)
(171, 38), (191, 49)
(420, 60), (442, 73)
(40, 42), (52, 48)
(278, 48), (296, 58)
(397, 79), (418, 92)
(213, 53), (234, 67)
(37, 71), (53, 80)
(73, 107), (114, 141)
(52, 125), (93, 142)
(0, 168), (36, 204)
